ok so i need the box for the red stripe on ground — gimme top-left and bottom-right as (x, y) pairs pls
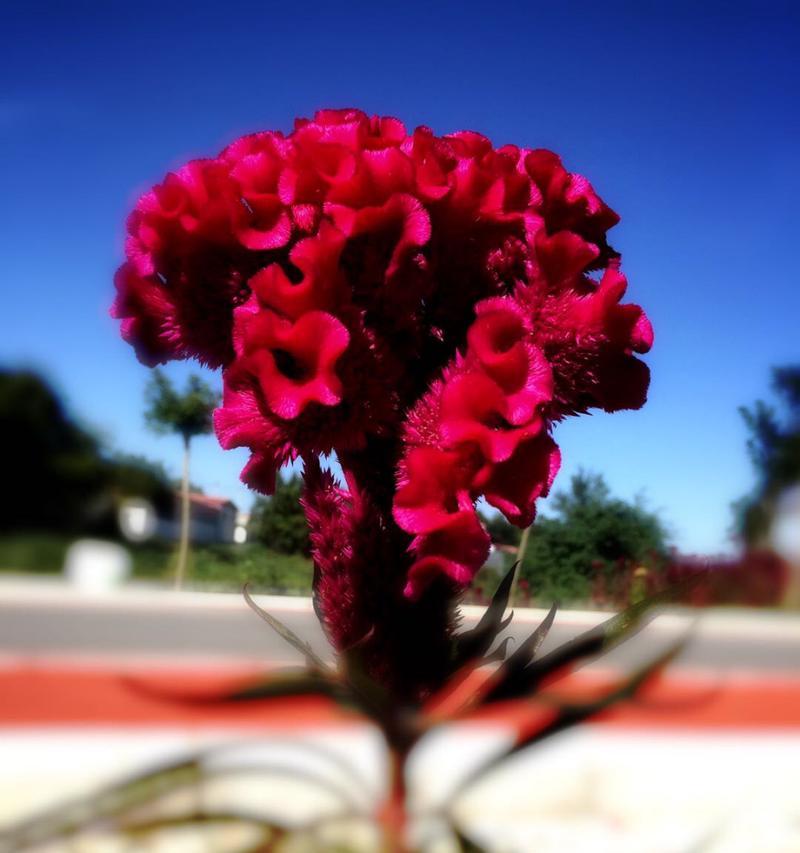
(0, 666), (349, 728)
(1, 665), (800, 729)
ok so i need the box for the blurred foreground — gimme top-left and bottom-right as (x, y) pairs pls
(1, 580), (799, 852)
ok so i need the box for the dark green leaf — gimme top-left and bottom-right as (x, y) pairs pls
(452, 563), (517, 668)
(121, 669), (348, 706)
(448, 637), (687, 803)
(226, 671), (347, 703)
(481, 591), (664, 705)
(480, 602), (557, 703)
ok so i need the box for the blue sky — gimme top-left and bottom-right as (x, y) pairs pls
(2, 1), (798, 554)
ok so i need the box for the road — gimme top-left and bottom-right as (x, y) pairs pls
(1, 584), (799, 674)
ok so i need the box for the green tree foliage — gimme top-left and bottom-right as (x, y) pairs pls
(144, 369), (220, 588)
(144, 370), (219, 443)
(735, 365), (800, 546)
(249, 474), (310, 555)
(520, 471), (670, 603)
(1, 370), (171, 532)
(1, 369), (103, 531)
(482, 511), (522, 547)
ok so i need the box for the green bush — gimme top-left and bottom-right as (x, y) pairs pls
(187, 544), (312, 592)
(0, 534), (313, 594)
(249, 475), (310, 554)
(0, 533), (70, 573)
(521, 471), (670, 605)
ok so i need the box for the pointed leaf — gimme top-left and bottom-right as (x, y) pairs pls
(480, 591), (666, 704)
(121, 669), (348, 706)
(226, 672), (345, 703)
(480, 602), (558, 703)
(425, 604), (556, 722)
(483, 635), (513, 665)
(244, 583), (332, 672)
(452, 563), (517, 668)
(448, 636), (687, 803)
(120, 810), (289, 837)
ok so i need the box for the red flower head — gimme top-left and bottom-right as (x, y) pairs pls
(113, 110), (653, 698)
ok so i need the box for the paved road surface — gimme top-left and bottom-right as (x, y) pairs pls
(1, 585), (798, 673)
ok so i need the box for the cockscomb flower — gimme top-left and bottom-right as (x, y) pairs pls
(113, 108), (652, 698)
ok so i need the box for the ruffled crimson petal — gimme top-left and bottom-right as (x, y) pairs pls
(401, 126), (457, 201)
(360, 147), (415, 199)
(594, 354), (651, 412)
(467, 299), (553, 425)
(328, 192), (431, 282)
(524, 149), (620, 248)
(291, 203), (321, 233)
(111, 263), (176, 366)
(295, 109), (369, 149)
(393, 447), (475, 534)
(366, 114), (407, 148)
(251, 222), (346, 319)
(234, 195), (292, 250)
(483, 433), (561, 527)
(242, 311), (350, 420)
(536, 230), (600, 285)
(575, 267), (654, 355)
(238, 451), (283, 494)
(446, 130), (494, 158)
(212, 378), (294, 494)
(439, 371), (539, 463)
(404, 509), (491, 598)
(221, 130), (290, 166)
(279, 132), (358, 206)
(632, 312), (654, 353)
(231, 151), (283, 197)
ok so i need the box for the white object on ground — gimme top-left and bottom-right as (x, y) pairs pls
(62, 539), (131, 592)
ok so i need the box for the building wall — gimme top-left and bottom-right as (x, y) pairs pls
(154, 501), (238, 544)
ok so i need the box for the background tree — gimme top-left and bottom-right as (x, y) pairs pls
(249, 473), (310, 555)
(1, 369), (172, 534)
(520, 470), (670, 603)
(734, 365), (800, 546)
(481, 511), (522, 547)
(144, 370), (219, 588)
(2, 369), (104, 532)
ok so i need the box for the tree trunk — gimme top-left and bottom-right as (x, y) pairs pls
(175, 434), (191, 590)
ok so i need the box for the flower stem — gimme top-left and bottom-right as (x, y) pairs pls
(381, 743), (411, 853)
